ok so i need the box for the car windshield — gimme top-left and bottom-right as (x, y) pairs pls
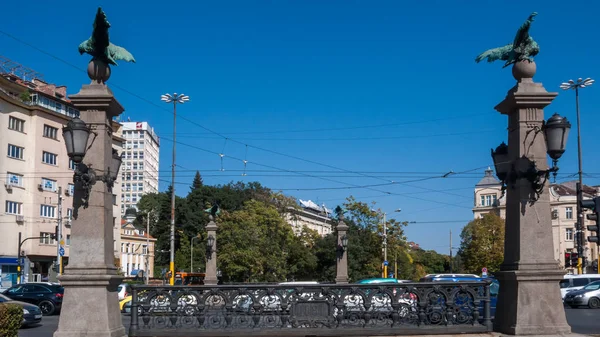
(559, 280), (570, 289)
(583, 281), (600, 290)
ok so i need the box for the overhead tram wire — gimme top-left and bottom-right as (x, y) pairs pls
(0, 29), (498, 184)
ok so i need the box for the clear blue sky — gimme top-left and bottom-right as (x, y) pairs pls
(2, 0), (600, 254)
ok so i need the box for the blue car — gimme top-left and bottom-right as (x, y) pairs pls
(420, 275), (498, 320)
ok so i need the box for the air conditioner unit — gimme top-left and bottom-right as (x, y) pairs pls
(551, 209), (559, 219)
(65, 189), (71, 196)
(38, 184), (43, 191)
(65, 220), (72, 227)
(16, 215), (25, 222)
(4, 183), (12, 192)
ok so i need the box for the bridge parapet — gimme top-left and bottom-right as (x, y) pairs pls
(129, 281), (492, 336)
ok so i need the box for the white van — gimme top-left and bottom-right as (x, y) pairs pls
(559, 274), (600, 300)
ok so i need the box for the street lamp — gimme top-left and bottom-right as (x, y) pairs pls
(490, 113), (571, 201)
(62, 118), (122, 207)
(206, 235), (215, 259)
(161, 92), (190, 285)
(560, 77), (594, 274)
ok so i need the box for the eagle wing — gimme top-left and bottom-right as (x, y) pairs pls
(475, 44), (513, 63)
(107, 43), (136, 65)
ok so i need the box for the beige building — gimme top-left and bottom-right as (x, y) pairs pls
(117, 121), (160, 215)
(0, 65), (123, 288)
(119, 219), (156, 277)
(284, 199), (334, 236)
(473, 168), (599, 273)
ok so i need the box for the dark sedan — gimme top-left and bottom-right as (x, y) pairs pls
(0, 293), (43, 326)
(2, 283), (64, 315)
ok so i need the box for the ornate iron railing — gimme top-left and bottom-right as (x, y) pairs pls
(129, 281), (492, 336)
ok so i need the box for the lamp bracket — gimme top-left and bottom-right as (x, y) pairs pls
(73, 163), (117, 208)
(502, 158), (559, 203)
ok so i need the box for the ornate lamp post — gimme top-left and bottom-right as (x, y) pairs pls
(475, 12), (572, 335)
(204, 206), (219, 285)
(160, 92), (190, 286)
(335, 216), (349, 284)
(560, 77), (594, 274)
(54, 7), (134, 337)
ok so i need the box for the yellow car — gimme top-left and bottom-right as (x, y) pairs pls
(119, 295), (132, 312)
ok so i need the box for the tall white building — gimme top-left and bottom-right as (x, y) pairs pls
(118, 121), (160, 214)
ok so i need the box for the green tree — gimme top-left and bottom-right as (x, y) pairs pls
(191, 171), (203, 191)
(458, 213), (505, 274)
(174, 234), (191, 272)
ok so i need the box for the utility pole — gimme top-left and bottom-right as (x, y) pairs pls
(145, 212), (150, 285)
(161, 93), (189, 286)
(17, 232), (22, 284)
(57, 187), (63, 275)
(449, 229), (453, 273)
(561, 78), (594, 275)
(383, 212), (387, 278)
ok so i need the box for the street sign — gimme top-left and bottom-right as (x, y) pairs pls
(383, 260), (389, 266)
(482, 267), (488, 273)
(59, 246), (65, 257)
(60, 239), (65, 246)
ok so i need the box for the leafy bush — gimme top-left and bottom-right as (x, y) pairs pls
(0, 303), (24, 337)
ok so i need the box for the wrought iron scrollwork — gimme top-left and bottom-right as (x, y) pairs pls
(128, 281), (492, 336)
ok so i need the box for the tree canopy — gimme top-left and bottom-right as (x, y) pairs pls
(135, 177), (452, 282)
(457, 213), (505, 274)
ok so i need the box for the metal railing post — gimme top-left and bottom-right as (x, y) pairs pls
(130, 285), (139, 336)
(484, 281), (492, 331)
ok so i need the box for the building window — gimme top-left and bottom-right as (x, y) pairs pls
(66, 208), (73, 219)
(41, 178), (57, 192)
(8, 116), (25, 132)
(566, 207), (573, 220)
(5, 201), (22, 215)
(480, 194), (497, 207)
(7, 144), (24, 159)
(39, 232), (56, 245)
(42, 151), (57, 165)
(68, 183), (75, 196)
(6, 172), (23, 187)
(69, 159), (77, 170)
(43, 125), (58, 139)
(40, 204), (56, 218)
(566, 228), (574, 241)
(66, 235), (71, 246)
(142, 245), (148, 254)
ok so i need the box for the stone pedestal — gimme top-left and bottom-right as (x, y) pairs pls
(204, 216), (218, 285)
(492, 61), (570, 335)
(335, 219), (349, 284)
(54, 83), (126, 337)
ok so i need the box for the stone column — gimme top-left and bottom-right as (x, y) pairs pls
(335, 218), (349, 284)
(492, 61), (571, 335)
(204, 215), (218, 285)
(54, 63), (126, 337)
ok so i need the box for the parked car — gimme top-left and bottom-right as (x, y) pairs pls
(1, 283), (64, 315)
(0, 293), (43, 326)
(117, 284), (131, 301)
(559, 275), (600, 300)
(563, 280), (600, 308)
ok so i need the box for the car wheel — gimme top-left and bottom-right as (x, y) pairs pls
(589, 298), (600, 309)
(39, 300), (56, 315)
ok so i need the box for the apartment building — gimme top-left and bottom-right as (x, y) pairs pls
(119, 218), (156, 277)
(284, 199), (334, 236)
(473, 168), (599, 273)
(0, 65), (123, 287)
(117, 121), (160, 214)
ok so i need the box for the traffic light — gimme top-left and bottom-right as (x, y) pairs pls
(565, 252), (571, 268)
(582, 196), (600, 244)
(571, 252), (579, 268)
(51, 225), (58, 241)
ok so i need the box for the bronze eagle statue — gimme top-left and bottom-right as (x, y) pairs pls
(78, 7), (136, 66)
(475, 12), (539, 68)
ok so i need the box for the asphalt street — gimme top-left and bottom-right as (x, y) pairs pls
(19, 308), (600, 337)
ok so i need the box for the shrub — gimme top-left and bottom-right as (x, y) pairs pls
(0, 303), (24, 337)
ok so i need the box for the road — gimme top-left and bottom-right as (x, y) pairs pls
(19, 308), (600, 337)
